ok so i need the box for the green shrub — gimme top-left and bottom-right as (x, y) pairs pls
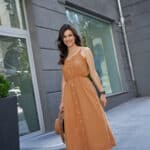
(0, 74), (10, 98)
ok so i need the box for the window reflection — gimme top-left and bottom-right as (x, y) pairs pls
(0, 36), (39, 135)
(0, 0), (26, 29)
(66, 9), (123, 94)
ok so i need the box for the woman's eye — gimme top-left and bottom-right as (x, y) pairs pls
(63, 34), (73, 38)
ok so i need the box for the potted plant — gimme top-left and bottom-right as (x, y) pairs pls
(0, 74), (10, 98)
(0, 74), (19, 150)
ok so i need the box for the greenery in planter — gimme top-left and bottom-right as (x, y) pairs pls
(0, 74), (10, 98)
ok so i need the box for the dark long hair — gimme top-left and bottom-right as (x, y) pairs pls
(57, 24), (81, 65)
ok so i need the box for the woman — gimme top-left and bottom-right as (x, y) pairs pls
(57, 24), (116, 150)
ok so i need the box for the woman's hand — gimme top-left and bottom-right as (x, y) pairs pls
(99, 94), (107, 108)
(59, 102), (64, 113)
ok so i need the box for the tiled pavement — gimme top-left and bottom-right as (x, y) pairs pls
(20, 97), (150, 150)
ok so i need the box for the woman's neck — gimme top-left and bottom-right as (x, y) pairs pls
(68, 45), (79, 54)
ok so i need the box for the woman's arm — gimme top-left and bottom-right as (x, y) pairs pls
(61, 72), (66, 104)
(59, 67), (66, 112)
(84, 47), (104, 92)
(84, 47), (107, 107)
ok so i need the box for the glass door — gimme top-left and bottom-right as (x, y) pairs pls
(0, 0), (43, 136)
(0, 36), (40, 135)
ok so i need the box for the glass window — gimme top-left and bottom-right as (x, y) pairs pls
(0, 0), (26, 29)
(0, 36), (40, 135)
(0, 0), (41, 136)
(66, 9), (123, 94)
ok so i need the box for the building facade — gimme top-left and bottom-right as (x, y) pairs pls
(1, 0), (147, 137)
(121, 0), (150, 96)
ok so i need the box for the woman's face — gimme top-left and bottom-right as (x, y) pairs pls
(63, 29), (76, 48)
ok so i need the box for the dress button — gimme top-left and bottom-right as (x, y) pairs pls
(77, 111), (80, 114)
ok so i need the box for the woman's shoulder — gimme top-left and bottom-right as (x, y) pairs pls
(80, 46), (91, 57)
(80, 46), (89, 50)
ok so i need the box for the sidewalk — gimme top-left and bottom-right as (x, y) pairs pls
(110, 97), (150, 150)
(20, 97), (150, 150)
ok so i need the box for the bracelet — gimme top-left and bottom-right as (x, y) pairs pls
(99, 91), (105, 95)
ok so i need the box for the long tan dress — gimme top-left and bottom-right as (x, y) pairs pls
(62, 48), (116, 150)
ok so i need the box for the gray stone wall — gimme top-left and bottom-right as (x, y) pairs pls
(121, 0), (150, 96)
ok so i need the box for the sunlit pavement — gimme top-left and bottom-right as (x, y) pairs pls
(110, 97), (150, 150)
(20, 97), (150, 150)
(20, 132), (65, 150)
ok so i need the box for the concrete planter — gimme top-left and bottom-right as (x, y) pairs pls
(0, 96), (19, 150)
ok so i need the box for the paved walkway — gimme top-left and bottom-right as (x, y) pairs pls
(20, 97), (150, 150)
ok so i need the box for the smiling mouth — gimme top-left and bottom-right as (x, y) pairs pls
(66, 42), (72, 44)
